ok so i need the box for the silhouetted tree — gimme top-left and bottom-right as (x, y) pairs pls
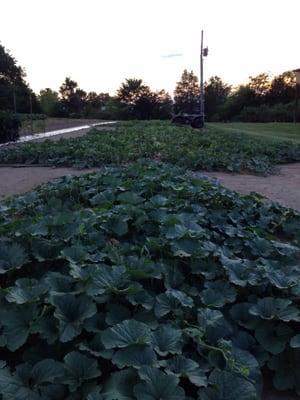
(117, 79), (152, 119)
(204, 76), (231, 120)
(59, 77), (87, 117)
(39, 88), (59, 116)
(0, 44), (40, 113)
(174, 70), (200, 113)
(153, 90), (173, 119)
(267, 71), (295, 105)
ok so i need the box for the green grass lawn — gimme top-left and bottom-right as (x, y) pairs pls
(209, 122), (300, 143)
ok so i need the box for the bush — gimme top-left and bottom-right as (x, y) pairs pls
(234, 103), (300, 123)
(17, 113), (47, 121)
(0, 111), (21, 144)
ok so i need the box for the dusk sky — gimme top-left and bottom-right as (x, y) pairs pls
(1, 0), (299, 95)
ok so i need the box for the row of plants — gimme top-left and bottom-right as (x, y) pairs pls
(0, 161), (299, 399)
(0, 121), (299, 174)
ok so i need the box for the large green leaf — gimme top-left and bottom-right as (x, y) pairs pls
(117, 191), (144, 205)
(255, 322), (293, 355)
(151, 325), (182, 356)
(0, 360), (64, 400)
(268, 349), (300, 394)
(290, 334), (300, 348)
(200, 280), (236, 308)
(112, 345), (157, 368)
(61, 244), (88, 263)
(250, 297), (300, 322)
(163, 355), (207, 387)
(155, 289), (193, 317)
(79, 333), (114, 359)
(86, 265), (135, 296)
(63, 351), (101, 392)
(199, 370), (258, 400)
(0, 305), (37, 351)
(101, 319), (152, 349)
(0, 242), (28, 273)
(134, 366), (185, 400)
(51, 294), (97, 342)
(102, 369), (138, 400)
(5, 278), (48, 304)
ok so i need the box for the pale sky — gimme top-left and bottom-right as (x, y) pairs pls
(1, 0), (299, 96)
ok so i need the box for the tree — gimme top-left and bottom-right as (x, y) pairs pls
(84, 92), (111, 118)
(248, 73), (271, 103)
(220, 85), (257, 121)
(174, 70), (200, 114)
(59, 77), (87, 117)
(39, 88), (59, 116)
(117, 79), (173, 120)
(204, 76), (231, 120)
(267, 71), (295, 105)
(117, 79), (156, 119)
(153, 90), (173, 119)
(0, 44), (40, 113)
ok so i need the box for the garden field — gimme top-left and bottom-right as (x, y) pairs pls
(209, 123), (300, 144)
(0, 121), (300, 399)
(1, 121), (300, 175)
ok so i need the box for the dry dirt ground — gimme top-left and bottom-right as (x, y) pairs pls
(0, 167), (100, 199)
(201, 163), (300, 212)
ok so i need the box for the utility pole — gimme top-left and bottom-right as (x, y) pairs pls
(200, 30), (208, 125)
(293, 69), (300, 123)
(30, 92), (33, 134)
(13, 85), (17, 114)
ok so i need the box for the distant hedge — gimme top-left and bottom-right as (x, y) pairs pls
(17, 113), (47, 121)
(0, 111), (21, 144)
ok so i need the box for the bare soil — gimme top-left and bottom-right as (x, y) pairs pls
(200, 163), (300, 212)
(0, 167), (99, 200)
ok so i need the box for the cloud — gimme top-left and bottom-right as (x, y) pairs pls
(161, 53), (183, 58)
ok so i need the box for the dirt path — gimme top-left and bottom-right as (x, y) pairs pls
(200, 163), (300, 212)
(0, 167), (99, 199)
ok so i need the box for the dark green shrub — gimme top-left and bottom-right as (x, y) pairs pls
(0, 111), (21, 144)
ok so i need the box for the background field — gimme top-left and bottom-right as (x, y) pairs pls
(209, 123), (300, 143)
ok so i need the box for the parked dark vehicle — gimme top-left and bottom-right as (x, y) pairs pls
(172, 113), (204, 128)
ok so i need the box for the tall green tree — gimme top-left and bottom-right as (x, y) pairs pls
(204, 76), (231, 120)
(59, 77), (87, 117)
(117, 79), (155, 119)
(0, 44), (40, 113)
(153, 90), (173, 119)
(174, 70), (200, 114)
(117, 79), (173, 120)
(267, 71), (296, 105)
(39, 88), (59, 116)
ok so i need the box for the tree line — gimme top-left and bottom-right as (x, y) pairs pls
(0, 43), (298, 122)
